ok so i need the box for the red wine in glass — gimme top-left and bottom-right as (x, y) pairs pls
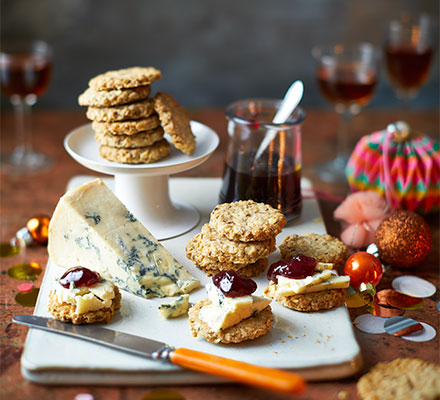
(0, 40), (53, 174)
(0, 53), (52, 98)
(385, 44), (432, 92)
(317, 65), (377, 108)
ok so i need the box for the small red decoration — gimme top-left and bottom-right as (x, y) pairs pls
(375, 210), (431, 268)
(344, 252), (383, 289)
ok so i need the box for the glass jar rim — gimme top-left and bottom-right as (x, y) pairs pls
(225, 98), (306, 127)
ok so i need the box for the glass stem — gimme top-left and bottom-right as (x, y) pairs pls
(10, 95), (33, 163)
(336, 109), (352, 161)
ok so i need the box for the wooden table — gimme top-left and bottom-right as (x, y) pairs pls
(1, 109), (439, 400)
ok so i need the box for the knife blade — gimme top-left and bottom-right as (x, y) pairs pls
(14, 314), (305, 394)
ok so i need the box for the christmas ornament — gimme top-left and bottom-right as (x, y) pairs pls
(345, 121), (440, 213)
(344, 252), (383, 288)
(334, 191), (389, 249)
(26, 215), (50, 244)
(384, 316), (423, 337)
(392, 275), (436, 298)
(375, 210), (431, 268)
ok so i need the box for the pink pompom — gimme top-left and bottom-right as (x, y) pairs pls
(334, 191), (389, 249)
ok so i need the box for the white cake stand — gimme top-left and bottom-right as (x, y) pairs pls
(64, 121), (219, 240)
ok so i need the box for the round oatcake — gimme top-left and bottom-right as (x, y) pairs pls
(264, 282), (346, 312)
(92, 115), (161, 136)
(188, 298), (273, 344)
(153, 91), (196, 155)
(357, 358), (440, 400)
(78, 85), (151, 107)
(209, 200), (286, 242)
(89, 66), (162, 90)
(197, 258), (269, 277)
(192, 224), (276, 264)
(48, 286), (121, 325)
(99, 138), (170, 164)
(279, 233), (348, 269)
(86, 99), (155, 123)
(94, 127), (164, 148)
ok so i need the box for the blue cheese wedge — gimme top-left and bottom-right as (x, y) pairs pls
(158, 294), (190, 318)
(199, 283), (271, 332)
(48, 179), (200, 299)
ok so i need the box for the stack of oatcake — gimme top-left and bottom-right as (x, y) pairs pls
(186, 200), (286, 277)
(78, 67), (196, 164)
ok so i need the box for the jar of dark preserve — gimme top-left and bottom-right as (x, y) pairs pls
(219, 98), (305, 222)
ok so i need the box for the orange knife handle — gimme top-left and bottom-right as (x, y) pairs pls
(170, 347), (306, 394)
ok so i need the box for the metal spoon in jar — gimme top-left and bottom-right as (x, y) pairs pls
(253, 80), (304, 161)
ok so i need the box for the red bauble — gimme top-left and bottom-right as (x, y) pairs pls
(344, 252), (383, 288)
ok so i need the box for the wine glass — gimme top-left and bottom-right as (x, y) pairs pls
(312, 43), (379, 183)
(0, 40), (53, 174)
(384, 13), (433, 106)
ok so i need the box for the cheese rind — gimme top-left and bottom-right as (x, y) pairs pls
(199, 283), (271, 332)
(48, 179), (200, 299)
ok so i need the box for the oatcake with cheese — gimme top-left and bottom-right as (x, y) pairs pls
(189, 299), (273, 344)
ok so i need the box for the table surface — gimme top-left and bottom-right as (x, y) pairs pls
(1, 108), (439, 400)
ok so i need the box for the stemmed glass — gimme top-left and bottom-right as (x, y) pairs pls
(312, 43), (379, 183)
(0, 40), (53, 174)
(384, 13), (433, 107)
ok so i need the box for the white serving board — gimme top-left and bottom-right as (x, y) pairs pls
(21, 177), (362, 385)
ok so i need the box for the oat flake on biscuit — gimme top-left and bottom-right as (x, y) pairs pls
(153, 91), (196, 155)
(89, 67), (162, 90)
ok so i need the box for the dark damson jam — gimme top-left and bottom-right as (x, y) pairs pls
(267, 255), (317, 283)
(59, 267), (101, 289)
(213, 270), (257, 298)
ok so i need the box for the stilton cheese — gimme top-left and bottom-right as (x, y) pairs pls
(158, 294), (190, 318)
(48, 179), (200, 298)
(199, 283), (271, 332)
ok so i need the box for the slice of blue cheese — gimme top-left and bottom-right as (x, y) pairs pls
(48, 179), (200, 298)
(158, 294), (190, 318)
(199, 283), (271, 332)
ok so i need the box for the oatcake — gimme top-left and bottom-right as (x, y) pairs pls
(197, 258), (269, 277)
(264, 282), (346, 312)
(78, 85), (151, 107)
(188, 298), (273, 344)
(48, 286), (121, 325)
(86, 99), (155, 122)
(99, 138), (170, 164)
(209, 200), (286, 242)
(357, 358), (440, 400)
(192, 224), (276, 264)
(153, 91), (196, 155)
(279, 233), (347, 269)
(94, 126), (164, 148)
(89, 66), (162, 90)
(92, 115), (161, 136)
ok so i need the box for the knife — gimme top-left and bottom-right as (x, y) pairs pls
(13, 315), (305, 394)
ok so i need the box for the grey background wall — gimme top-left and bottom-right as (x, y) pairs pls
(1, 0), (439, 111)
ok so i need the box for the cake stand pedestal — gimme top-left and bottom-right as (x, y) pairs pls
(64, 121), (219, 240)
